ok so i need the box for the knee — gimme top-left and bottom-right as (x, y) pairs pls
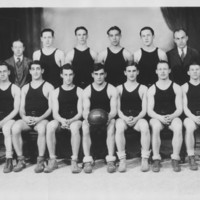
(12, 122), (22, 136)
(2, 125), (12, 137)
(115, 119), (126, 133)
(70, 122), (81, 135)
(150, 120), (161, 133)
(82, 121), (90, 136)
(46, 121), (58, 133)
(139, 119), (150, 133)
(37, 125), (46, 137)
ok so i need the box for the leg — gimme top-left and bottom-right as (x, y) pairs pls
(183, 118), (198, 170)
(134, 119), (151, 172)
(169, 117), (183, 172)
(2, 120), (15, 173)
(44, 120), (59, 173)
(70, 120), (82, 173)
(106, 119), (116, 173)
(115, 118), (127, 172)
(149, 118), (164, 172)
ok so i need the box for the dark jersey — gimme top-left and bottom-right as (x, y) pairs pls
(0, 84), (14, 120)
(121, 84), (142, 117)
(154, 82), (176, 115)
(25, 81), (48, 117)
(137, 48), (160, 87)
(187, 82), (200, 115)
(104, 48), (127, 86)
(40, 49), (62, 88)
(72, 48), (94, 89)
(90, 83), (110, 113)
(58, 86), (78, 119)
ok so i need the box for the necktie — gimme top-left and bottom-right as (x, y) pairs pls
(16, 57), (21, 68)
(180, 49), (185, 61)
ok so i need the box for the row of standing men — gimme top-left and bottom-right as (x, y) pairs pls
(1, 57), (200, 174)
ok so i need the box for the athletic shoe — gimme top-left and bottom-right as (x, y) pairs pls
(3, 158), (13, 173)
(152, 160), (160, 172)
(34, 156), (45, 173)
(107, 161), (116, 173)
(188, 156), (198, 171)
(13, 156), (26, 172)
(83, 162), (93, 173)
(171, 159), (181, 172)
(141, 158), (149, 172)
(71, 160), (82, 174)
(44, 158), (58, 173)
(118, 158), (126, 173)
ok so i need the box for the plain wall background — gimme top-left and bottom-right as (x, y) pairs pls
(42, 7), (174, 56)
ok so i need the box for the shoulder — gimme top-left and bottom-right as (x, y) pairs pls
(107, 83), (117, 94)
(172, 82), (182, 92)
(5, 57), (13, 64)
(83, 85), (91, 96)
(139, 84), (148, 92)
(22, 83), (29, 93)
(167, 48), (176, 55)
(133, 49), (142, 62)
(55, 49), (65, 57)
(11, 84), (20, 93)
(181, 82), (189, 93)
(89, 49), (98, 59)
(188, 47), (199, 55)
(76, 86), (83, 95)
(44, 82), (54, 91)
(98, 49), (107, 58)
(33, 49), (41, 56)
(157, 48), (167, 60)
(147, 84), (156, 95)
(122, 48), (133, 59)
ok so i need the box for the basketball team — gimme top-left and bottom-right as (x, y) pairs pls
(0, 25), (200, 174)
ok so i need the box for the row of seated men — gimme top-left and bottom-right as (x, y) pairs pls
(4, 26), (200, 92)
(0, 59), (200, 175)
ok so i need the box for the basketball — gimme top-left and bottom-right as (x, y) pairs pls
(88, 109), (108, 126)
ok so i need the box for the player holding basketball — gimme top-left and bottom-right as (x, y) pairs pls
(182, 63), (200, 170)
(82, 63), (118, 173)
(115, 62), (151, 172)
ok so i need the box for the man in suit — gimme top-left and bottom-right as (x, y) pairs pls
(5, 39), (32, 88)
(167, 28), (200, 85)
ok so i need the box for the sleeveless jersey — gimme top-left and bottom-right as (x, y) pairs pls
(40, 49), (62, 88)
(138, 48), (160, 87)
(154, 82), (176, 115)
(90, 83), (110, 112)
(121, 84), (142, 117)
(72, 48), (94, 89)
(25, 81), (48, 117)
(104, 48), (127, 86)
(187, 82), (200, 115)
(58, 86), (78, 119)
(0, 84), (14, 120)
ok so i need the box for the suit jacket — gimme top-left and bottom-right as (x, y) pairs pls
(167, 47), (200, 85)
(5, 56), (32, 88)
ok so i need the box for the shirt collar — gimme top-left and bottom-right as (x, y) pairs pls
(14, 55), (23, 63)
(178, 46), (187, 56)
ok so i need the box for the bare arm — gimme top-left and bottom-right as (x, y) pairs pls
(32, 50), (41, 61)
(158, 48), (168, 61)
(82, 86), (91, 120)
(123, 49), (134, 64)
(55, 50), (65, 66)
(65, 49), (74, 64)
(97, 50), (107, 63)
(90, 49), (98, 63)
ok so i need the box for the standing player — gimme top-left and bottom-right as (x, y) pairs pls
(134, 26), (167, 87)
(82, 63), (118, 173)
(33, 28), (65, 88)
(148, 61), (183, 172)
(115, 62), (150, 172)
(98, 26), (133, 86)
(45, 64), (83, 173)
(12, 60), (54, 173)
(182, 63), (200, 170)
(65, 26), (97, 89)
(0, 62), (20, 173)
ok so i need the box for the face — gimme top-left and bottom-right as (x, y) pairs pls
(61, 69), (74, 85)
(0, 65), (10, 81)
(76, 29), (88, 45)
(92, 69), (106, 85)
(140, 29), (154, 47)
(174, 30), (188, 49)
(41, 31), (53, 47)
(108, 29), (121, 46)
(29, 64), (44, 80)
(156, 63), (171, 80)
(12, 41), (24, 57)
(124, 65), (139, 81)
(188, 64), (200, 80)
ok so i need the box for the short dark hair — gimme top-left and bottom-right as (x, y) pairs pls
(0, 61), (11, 71)
(157, 60), (170, 69)
(107, 26), (121, 35)
(41, 28), (54, 37)
(60, 63), (74, 74)
(93, 63), (106, 72)
(74, 26), (88, 35)
(29, 60), (44, 70)
(188, 62), (200, 71)
(173, 28), (188, 37)
(125, 61), (139, 70)
(12, 39), (24, 47)
(140, 26), (154, 36)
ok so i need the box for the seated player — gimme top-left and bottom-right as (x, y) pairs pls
(148, 61), (183, 172)
(82, 63), (118, 173)
(45, 64), (83, 173)
(12, 60), (54, 173)
(182, 63), (200, 170)
(0, 62), (20, 173)
(115, 62), (150, 172)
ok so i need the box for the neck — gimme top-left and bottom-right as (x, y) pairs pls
(0, 80), (10, 85)
(76, 43), (88, 50)
(190, 78), (200, 85)
(93, 81), (106, 89)
(110, 44), (121, 50)
(158, 78), (170, 85)
(143, 44), (155, 52)
(62, 83), (74, 89)
(126, 79), (137, 85)
(31, 78), (43, 84)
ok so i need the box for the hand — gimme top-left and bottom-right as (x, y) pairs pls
(159, 115), (170, 125)
(127, 116), (138, 127)
(60, 118), (70, 129)
(24, 116), (35, 126)
(193, 116), (200, 125)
